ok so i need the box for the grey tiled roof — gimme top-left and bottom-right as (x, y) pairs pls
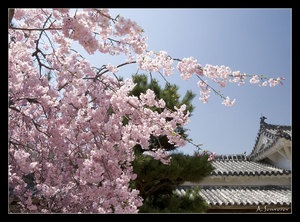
(199, 186), (291, 206)
(210, 156), (291, 176)
(261, 124), (291, 140)
(175, 186), (291, 206)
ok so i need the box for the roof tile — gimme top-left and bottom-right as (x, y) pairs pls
(210, 157), (291, 176)
(175, 186), (291, 206)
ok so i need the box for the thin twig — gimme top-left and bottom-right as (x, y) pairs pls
(9, 26), (62, 31)
(94, 9), (118, 23)
(158, 71), (171, 87)
(195, 75), (226, 99)
(92, 61), (136, 80)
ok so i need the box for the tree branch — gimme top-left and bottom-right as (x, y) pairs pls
(9, 26), (62, 31)
(143, 179), (172, 200)
(31, 119), (50, 138)
(195, 75), (226, 100)
(93, 9), (118, 23)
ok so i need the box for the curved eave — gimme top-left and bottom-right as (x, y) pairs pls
(250, 120), (291, 157)
(250, 137), (291, 162)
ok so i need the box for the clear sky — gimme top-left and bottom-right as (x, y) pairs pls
(73, 8), (292, 156)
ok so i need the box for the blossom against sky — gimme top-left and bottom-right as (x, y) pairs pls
(73, 8), (292, 155)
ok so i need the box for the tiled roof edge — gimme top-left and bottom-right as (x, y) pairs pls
(214, 154), (249, 161)
(250, 117), (291, 156)
(210, 170), (291, 176)
(175, 185), (292, 206)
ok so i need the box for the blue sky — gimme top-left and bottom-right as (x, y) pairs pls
(73, 8), (292, 156)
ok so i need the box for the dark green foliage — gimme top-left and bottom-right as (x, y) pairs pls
(129, 74), (214, 213)
(139, 187), (210, 213)
(132, 153), (214, 200)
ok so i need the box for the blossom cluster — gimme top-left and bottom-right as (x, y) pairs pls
(137, 50), (174, 76)
(184, 63), (283, 106)
(222, 96), (236, 107)
(195, 149), (216, 161)
(61, 9), (147, 58)
(106, 63), (119, 73)
(62, 16), (99, 54)
(197, 80), (211, 103)
(208, 152), (216, 161)
(9, 9), (191, 213)
(177, 56), (203, 80)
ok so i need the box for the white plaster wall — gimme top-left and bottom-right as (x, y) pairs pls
(268, 152), (291, 170)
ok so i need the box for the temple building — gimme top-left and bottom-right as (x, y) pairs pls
(177, 116), (292, 213)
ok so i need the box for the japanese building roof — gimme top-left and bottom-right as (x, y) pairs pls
(210, 155), (291, 176)
(249, 116), (291, 159)
(175, 186), (291, 207)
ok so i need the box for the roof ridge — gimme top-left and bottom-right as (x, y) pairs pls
(214, 154), (249, 161)
(260, 116), (291, 129)
(262, 121), (291, 130)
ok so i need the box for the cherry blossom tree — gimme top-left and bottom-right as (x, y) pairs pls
(8, 8), (284, 213)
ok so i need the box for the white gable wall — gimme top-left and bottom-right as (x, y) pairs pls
(252, 134), (274, 156)
(252, 137), (291, 170)
(267, 152), (291, 170)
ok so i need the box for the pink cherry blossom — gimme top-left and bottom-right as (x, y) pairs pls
(208, 152), (216, 161)
(259, 81), (268, 87)
(177, 57), (202, 80)
(268, 78), (279, 87)
(222, 96), (236, 107)
(249, 75), (260, 84)
(137, 50), (174, 76)
(106, 63), (119, 73)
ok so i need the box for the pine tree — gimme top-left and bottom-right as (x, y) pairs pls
(129, 74), (214, 213)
